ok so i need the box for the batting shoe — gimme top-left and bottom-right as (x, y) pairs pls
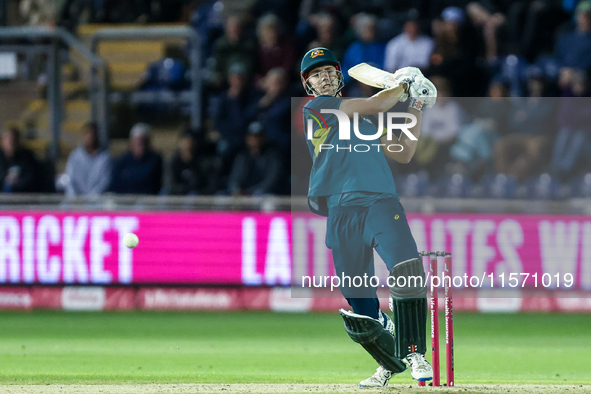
(404, 353), (433, 382)
(359, 366), (393, 388)
(359, 312), (398, 388)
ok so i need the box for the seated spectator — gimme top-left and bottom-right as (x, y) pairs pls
(64, 123), (111, 196)
(494, 75), (553, 182)
(208, 14), (256, 88)
(306, 13), (348, 61)
(0, 128), (40, 193)
(209, 63), (260, 171)
(449, 81), (509, 181)
(59, 0), (149, 30)
(20, 0), (57, 26)
(255, 13), (296, 81)
(413, 76), (465, 178)
(250, 0), (300, 32)
(550, 69), (591, 180)
(189, 0), (225, 60)
(169, 131), (219, 195)
(139, 56), (188, 92)
(136, 53), (189, 118)
(555, 1), (591, 72)
(257, 68), (291, 155)
(384, 19), (434, 73)
(110, 123), (163, 195)
(476, 80), (511, 135)
(341, 13), (386, 85)
(227, 122), (284, 196)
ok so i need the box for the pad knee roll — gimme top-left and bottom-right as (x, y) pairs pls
(389, 258), (427, 300)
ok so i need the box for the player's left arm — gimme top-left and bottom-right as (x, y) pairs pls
(381, 108), (422, 164)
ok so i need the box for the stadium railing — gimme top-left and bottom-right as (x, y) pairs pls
(0, 193), (588, 214)
(0, 26), (109, 156)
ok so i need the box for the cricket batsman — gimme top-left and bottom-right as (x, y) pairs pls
(300, 47), (437, 387)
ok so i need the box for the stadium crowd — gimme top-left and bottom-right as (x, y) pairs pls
(2, 0), (591, 199)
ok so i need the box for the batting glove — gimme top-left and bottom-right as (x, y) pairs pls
(391, 67), (424, 102)
(408, 76), (437, 111)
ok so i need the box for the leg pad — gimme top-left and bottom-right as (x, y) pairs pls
(340, 309), (407, 373)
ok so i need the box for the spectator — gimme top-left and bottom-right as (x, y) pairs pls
(466, 1), (509, 63)
(550, 69), (591, 180)
(227, 122), (284, 196)
(250, 0), (301, 32)
(209, 14), (256, 88)
(59, 0), (149, 30)
(257, 68), (291, 155)
(341, 13), (386, 85)
(414, 76), (465, 178)
(169, 131), (219, 195)
(431, 7), (470, 61)
(139, 56), (188, 92)
(63, 123), (111, 196)
(209, 63), (259, 171)
(110, 123), (163, 194)
(429, 6), (487, 96)
(306, 13), (348, 61)
(0, 128), (40, 193)
(555, 1), (591, 71)
(506, 0), (569, 62)
(476, 80), (512, 136)
(189, 0), (225, 60)
(384, 19), (435, 73)
(494, 75), (554, 182)
(449, 81), (509, 181)
(20, 0), (57, 26)
(255, 13), (296, 81)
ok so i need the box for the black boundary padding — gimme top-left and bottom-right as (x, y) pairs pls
(340, 310), (407, 373)
(389, 258), (427, 299)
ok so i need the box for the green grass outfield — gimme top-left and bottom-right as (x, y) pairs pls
(0, 311), (589, 385)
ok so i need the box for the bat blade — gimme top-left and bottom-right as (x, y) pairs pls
(348, 63), (399, 89)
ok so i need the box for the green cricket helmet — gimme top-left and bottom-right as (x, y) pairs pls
(300, 47), (344, 96)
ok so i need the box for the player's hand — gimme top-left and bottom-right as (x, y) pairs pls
(393, 67), (424, 84)
(391, 67), (424, 102)
(408, 76), (437, 111)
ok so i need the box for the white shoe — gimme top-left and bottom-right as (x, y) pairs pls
(404, 352), (433, 382)
(359, 366), (392, 388)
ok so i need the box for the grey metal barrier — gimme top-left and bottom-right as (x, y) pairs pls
(0, 26), (109, 155)
(90, 26), (202, 130)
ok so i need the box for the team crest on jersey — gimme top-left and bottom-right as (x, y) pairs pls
(310, 49), (324, 58)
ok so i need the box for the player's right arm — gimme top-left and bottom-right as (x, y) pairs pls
(382, 77), (436, 164)
(338, 83), (408, 117)
(381, 107), (422, 164)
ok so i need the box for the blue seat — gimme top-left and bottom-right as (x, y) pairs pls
(482, 174), (517, 199)
(570, 173), (591, 198)
(429, 174), (472, 198)
(396, 173), (429, 197)
(524, 173), (561, 200)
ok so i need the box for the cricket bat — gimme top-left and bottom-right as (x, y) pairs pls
(348, 63), (401, 89)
